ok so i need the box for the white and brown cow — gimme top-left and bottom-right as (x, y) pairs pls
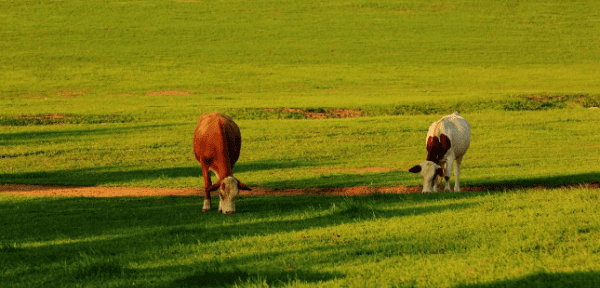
(409, 112), (470, 193)
(193, 112), (251, 214)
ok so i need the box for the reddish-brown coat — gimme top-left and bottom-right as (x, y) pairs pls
(193, 112), (242, 192)
(426, 133), (451, 164)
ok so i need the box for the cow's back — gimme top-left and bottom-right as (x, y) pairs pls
(445, 113), (470, 157)
(219, 114), (242, 165)
(193, 112), (241, 171)
(427, 112), (470, 159)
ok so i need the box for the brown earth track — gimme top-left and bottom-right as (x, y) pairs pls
(15, 114), (70, 120)
(1, 183), (597, 198)
(261, 108), (363, 119)
(146, 91), (195, 96)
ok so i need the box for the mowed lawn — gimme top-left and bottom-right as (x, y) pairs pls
(2, 0), (600, 287)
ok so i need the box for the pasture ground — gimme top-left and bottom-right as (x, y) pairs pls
(2, 0), (600, 287)
(2, 182), (599, 198)
(2, 184), (600, 288)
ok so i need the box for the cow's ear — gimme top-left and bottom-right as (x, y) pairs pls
(207, 182), (221, 193)
(237, 180), (252, 191)
(408, 165), (421, 173)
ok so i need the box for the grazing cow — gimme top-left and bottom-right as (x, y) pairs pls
(409, 112), (471, 193)
(193, 112), (251, 214)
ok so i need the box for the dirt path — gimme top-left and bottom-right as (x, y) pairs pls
(0, 183), (421, 198)
(2, 183), (597, 198)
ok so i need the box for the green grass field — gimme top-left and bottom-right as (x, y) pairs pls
(2, 0), (600, 287)
(2, 188), (600, 287)
(2, 109), (600, 189)
(2, 0), (600, 100)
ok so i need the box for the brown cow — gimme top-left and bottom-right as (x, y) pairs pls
(193, 112), (251, 214)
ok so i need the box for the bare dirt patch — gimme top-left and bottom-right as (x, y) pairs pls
(57, 90), (87, 98)
(2, 183), (598, 198)
(0, 183), (417, 198)
(262, 108), (363, 119)
(313, 167), (396, 174)
(0, 184), (199, 198)
(146, 91), (195, 96)
(15, 114), (70, 120)
(522, 94), (566, 103)
(107, 93), (135, 97)
(21, 94), (48, 99)
(328, 108), (363, 118)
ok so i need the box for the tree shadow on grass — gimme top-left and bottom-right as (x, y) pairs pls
(3, 171), (600, 287)
(0, 159), (320, 186)
(465, 172), (600, 191)
(0, 123), (187, 146)
(234, 159), (320, 174)
(6, 189), (599, 287)
(454, 271), (600, 288)
(1, 238), (343, 288)
(165, 265), (342, 288)
(259, 170), (600, 192)
(3, 154), (597, 190)
(0, 192), (477, 270)
(259, 170), (409, 190)
(0, 166), (201, 186)
(0, 192), (477, 243)
(142, 240), (600, 287)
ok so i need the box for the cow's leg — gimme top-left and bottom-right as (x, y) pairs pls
(201, 164), (212, 212)
(454, 156), (463, 192)
(443, 156), (455, 192)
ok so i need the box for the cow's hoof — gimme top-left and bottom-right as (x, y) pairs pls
(224, 211), (234, 215)
(202, 209), (210, 213)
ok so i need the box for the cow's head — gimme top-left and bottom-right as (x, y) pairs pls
(408, 161), (444, 193)
(207, 176), (251, 214)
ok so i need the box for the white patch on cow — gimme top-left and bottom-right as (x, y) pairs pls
(203, 199), (212, 211)
(218, 176), (240, 214)
(410, 161), (443, 193)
